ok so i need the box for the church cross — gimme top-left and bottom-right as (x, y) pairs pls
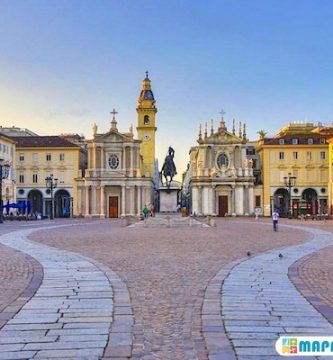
(219, 109), (226, 119)
(110, 108), (118, 120)
(145, 71), (149, 78)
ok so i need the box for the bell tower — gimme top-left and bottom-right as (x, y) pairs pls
(137, 71), (157, 178)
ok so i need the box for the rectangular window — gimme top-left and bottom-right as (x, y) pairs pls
(19, 174), (24, 183)
(279, 152), (284, 160)
(293, 151), (298, 160)
(246, 148), (255, 155)
(0, 144), (2, 152)
(321, 151), (326, 160)
(33, 173), (38, 183)
(46, 153), (51, 161)
(308, 138), (314, 144)
(292, 138), (298, 144)
(255, 195), (261, 207)
(59, 171), (65, 183)
(279, 139), (285, 145)
(19, 153), (24, 161)
(32, 153), (38, 162)
(60, 153), (65, 161)
(306, 151), (312, 160)
(320, 138), (326, 144)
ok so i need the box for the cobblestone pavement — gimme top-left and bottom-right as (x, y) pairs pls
(221, 225), (333, 359)
(2, 218), (333, 359)
(0, 226), (127, 360)
(28, 217), (311, 359)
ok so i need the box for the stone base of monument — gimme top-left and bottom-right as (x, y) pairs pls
(159, 185), (180, 212)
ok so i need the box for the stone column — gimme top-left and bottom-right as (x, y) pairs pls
(137, 186), (142, 216)
(77, 187), (82, 216)
(198, 186), (202, 215)
(92, 145), (96, 172)
(130, 147), (134, 177)
(211, 186), (216, 215)
(249, 186), (254, 215)
(130, 186), (135, 215)
(203, 187), (209, 215)
(91, 186), (97, 216)
(231, 185), (236, 215)
(235, 186), (244, 215)
(192, 187), (199, 215)
(244, 185), (249, 215)
(101, 147), (105, 171)
(85, 186), (90, 217)
(121, 185), (126, 216)
(100, 185), (105, 218)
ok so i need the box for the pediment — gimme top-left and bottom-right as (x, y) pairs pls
(203, 130), (243, 145)
(95, 130), (133, 143)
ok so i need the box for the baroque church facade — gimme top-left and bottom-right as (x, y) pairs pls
(75, 73), (157, 218)
(185, 117), (256, 216)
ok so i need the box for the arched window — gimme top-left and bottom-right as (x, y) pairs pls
(144, 115), (150, 125)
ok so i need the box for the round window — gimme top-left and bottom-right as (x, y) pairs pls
(217, 153), (229, 169)
(108, 154), (119, 169)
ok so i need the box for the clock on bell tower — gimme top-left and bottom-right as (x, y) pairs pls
(137, 71), (157, 178)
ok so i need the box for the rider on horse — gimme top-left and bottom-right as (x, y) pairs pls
(160, 146), (177, 188)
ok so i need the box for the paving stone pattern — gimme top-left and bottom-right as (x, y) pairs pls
(0, 228), (115, 360)
(29, 218), (311, 359)
(222, 226), (333, 360)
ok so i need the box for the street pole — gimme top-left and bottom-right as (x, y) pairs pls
(45, 174), (57, 220)
(0, 161), (10, 224)
(284, 172), (296, 219)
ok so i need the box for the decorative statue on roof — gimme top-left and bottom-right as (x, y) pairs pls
(160, 146), (177, 189)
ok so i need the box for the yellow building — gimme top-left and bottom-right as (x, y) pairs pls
(13, 136), (83, 217)
(0, 133), (16, 212)
(257, 123), (328, 217)
(136, 72), (157, 178)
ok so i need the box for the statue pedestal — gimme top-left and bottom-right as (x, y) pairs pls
(159, 185), (180, 212)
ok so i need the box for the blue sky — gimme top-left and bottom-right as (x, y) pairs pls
(0, 0), (332, 177)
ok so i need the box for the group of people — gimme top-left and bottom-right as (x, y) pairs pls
(142, 204), (155, 218)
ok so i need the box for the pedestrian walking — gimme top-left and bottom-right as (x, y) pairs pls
(272, 209), (279, 231)
(143, 204), (149, 218)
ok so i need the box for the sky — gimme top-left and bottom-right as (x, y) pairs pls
(0, 0), (333, 178)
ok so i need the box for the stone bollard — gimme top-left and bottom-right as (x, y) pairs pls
(166, 215), (171, 228)
(121, 216), (128, 227)
(209, 216), (216, 227)
(189, 215), (193, 227)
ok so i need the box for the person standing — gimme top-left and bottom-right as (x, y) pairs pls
(272, 209), (279, 231)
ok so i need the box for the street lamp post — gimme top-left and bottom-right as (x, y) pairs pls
(45, 174), (58, 220)
(283, 172), (296, 219)
(0, 160), (10, 224)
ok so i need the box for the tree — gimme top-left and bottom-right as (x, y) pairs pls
(257, 130), (268, 139)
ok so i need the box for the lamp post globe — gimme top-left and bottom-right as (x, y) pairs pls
(0, 160), (10, 224)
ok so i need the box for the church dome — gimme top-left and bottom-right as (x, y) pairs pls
(139, 71), (155, 101)
(139, 89), (155, 101)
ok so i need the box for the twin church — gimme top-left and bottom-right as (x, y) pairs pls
(76, 73), (255, 218)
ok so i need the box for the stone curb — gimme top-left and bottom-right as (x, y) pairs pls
(202, 258), (247, 360)
(289, 250), (333, 326)
(0, 244), (43, 331)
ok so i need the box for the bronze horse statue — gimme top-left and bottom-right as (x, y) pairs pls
(160, 146), (177, 189)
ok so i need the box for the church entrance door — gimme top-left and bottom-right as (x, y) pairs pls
(109, 196), (118, 218)
(218, 196), (228, 217)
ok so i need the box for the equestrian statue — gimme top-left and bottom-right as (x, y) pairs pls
(160, 146), (177, 189)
